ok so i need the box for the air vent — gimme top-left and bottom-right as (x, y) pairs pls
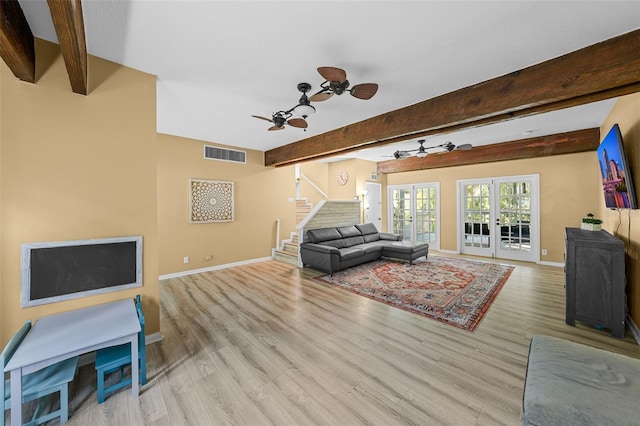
(204, 145), (246, 164)
(370, 173), (378, 180)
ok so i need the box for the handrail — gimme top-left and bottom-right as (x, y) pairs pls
(299, 173), (328, 199)
(275, 218), (281, 252)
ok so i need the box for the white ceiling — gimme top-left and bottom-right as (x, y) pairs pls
(18, 1), (640, 163)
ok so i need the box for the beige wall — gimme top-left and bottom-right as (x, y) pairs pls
(598, 92), (640, 325)
(384, 151), (603, 263)
(0, 62), (3, 340)
(156, 134), (299, 275)
(1, 40), (159, 345)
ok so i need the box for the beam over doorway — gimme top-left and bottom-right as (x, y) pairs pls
(376, 128), (600, 174)
(265, 30), (640, 167)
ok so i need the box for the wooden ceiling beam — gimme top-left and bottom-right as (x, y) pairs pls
(47, 0), (87, 95)
(0, 0), (35, 82)
(376, 128), (600, 174)
(265, 29), (640, 167)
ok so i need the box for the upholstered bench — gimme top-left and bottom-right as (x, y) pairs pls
(382, 240), (430, 264)
(522, 335), (640, 426)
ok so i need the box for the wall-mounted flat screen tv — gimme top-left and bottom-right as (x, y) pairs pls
(596, 123), (638, 209)
(21, 236), (143, 307)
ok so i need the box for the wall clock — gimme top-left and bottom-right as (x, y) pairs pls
(336, 170), (349, 186)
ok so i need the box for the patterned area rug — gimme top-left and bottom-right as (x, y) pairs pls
(314, 256), (514, 332)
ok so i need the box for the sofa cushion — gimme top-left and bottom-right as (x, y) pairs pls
(358, 242), (385, 255)
(307, 227), (342, 243)
(321, 239), (347, 249)
(338, 247), (364, 261)
(342, 236), (365, 247)
(356, 223), (379, 235)
(362, 233), (380, 243)
(336, 225), (362, 238)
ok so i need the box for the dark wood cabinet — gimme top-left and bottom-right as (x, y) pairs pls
(565, 228), (626, 337)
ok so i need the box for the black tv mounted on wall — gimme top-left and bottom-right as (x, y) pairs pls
(596, 123), (638, 210)
(21, 236), (143, 307)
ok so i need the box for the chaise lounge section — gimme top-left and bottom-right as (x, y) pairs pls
(300, 223), (429, 275)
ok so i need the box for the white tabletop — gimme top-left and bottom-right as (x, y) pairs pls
(5, 298), (140, 372)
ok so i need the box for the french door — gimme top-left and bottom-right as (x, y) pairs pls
(388, 183), (440, 250)
(458, 175), (539, 262)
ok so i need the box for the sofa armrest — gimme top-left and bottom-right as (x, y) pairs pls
(379, 233), (402, 241)
(300, 243), (341, 274)
(300, 243), (340, 255)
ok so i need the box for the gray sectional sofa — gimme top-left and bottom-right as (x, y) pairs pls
(300, 223), (429, 275)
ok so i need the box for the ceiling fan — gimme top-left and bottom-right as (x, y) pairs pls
(251, 112), (307, 131)
(309, 67), (379, 102)
(252, 83), (316, 131)
(389, 139), (473, 160)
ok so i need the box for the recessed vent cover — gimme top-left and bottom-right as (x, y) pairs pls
(204, 145), (246, 164)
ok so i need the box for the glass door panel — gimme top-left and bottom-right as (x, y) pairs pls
(461, 182), (492, 256)
(415, 186), (438, 244)
(391, 187), (413, 241)
(495, 176), (538, 262)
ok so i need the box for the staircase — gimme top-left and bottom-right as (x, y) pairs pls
(295, 198), (312, 224)
(273, 198), (312, 266)
(273, 232), (300, 266)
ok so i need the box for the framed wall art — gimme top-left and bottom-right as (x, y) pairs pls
(189, 179), (234, 223)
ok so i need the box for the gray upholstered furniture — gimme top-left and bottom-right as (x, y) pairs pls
(300, 223), (429, 275)
(522, 335), (640, 426)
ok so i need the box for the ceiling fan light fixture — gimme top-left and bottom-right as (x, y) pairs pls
(294, 103), (316, 118)
(416, 151), (428, 158)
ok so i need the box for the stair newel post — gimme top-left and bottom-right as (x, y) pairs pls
(275, 218), (281, 255)
(295, 164), (301, 199)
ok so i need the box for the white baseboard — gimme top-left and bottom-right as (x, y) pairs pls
(628, 316), (640, 346)
(159, 256), (272, 280)
(435, 249), (459, 255)
(539, 260), (565, 268)
(146, 331), (164, 345)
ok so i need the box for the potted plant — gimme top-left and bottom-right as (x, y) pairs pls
(581, 213), (603, 231)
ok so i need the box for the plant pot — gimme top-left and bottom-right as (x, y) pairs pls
(581, 222), (601, 231)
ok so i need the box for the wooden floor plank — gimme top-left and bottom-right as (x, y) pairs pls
(52, 255), (640, 425)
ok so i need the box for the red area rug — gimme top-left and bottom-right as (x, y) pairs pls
(314, 256), (514, 332)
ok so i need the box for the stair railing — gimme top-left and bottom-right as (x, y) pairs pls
(295, 164), (328, 200)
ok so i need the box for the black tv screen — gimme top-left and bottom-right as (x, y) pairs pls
(597, 124), (638, 209)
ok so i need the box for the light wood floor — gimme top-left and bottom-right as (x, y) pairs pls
(26, 255), (640, 425)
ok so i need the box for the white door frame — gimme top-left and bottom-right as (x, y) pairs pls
(494, 174), (540, 263)
(457, 178), (493, 257)
(364, 182), (382, 231)
(457, 174), (540, 263)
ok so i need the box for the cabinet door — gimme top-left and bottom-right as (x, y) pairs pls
(574, 246), (613, 323)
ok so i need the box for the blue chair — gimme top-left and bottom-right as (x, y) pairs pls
(95, 295), (147, 403)
(2, 321), (78, 426)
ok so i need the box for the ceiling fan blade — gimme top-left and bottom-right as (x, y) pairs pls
(268, 125), (284, 131)
(251, 115), (274, 123)
(318, 66), (347, 83)
(455, 143), (473, 150)
(309, 92), (333, 102)
(286, 118), (308, 129)
(393, 150), (411, 159)
(350, 83), (379, 100)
